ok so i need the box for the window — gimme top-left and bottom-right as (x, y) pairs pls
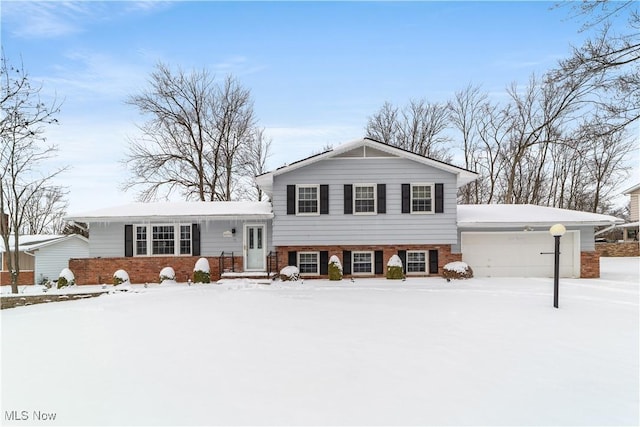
(298, 252), (319, 275)
(179, 225), (191, 255)
(152, 226), (175, 255)
(352, 251), (373, 274)
(297, 185), (319, 215)
(135, 226), (147, 256)
(354, 184), (376, 214)
(411, 184), (434, 213)
(133, 224), (192, 256)
(407, 251), (427, 273)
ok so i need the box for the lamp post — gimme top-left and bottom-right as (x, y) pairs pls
(549, 223), (566, 309)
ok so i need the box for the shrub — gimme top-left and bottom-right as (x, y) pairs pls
(280, 265), (300, 281)
(386, 254), (404, 280)
(193, 258), (211, 283)
(113, 269), (130, 286)
(328, 255), (343, 281)
(442, 261), (474, 281)
(159, 266), (176, 283)
(57, 268), (75, 288)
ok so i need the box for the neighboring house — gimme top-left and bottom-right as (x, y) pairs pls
(622, 183), (640, 241)
(0, 234), (89, 286)
(66, 138), (623, 283)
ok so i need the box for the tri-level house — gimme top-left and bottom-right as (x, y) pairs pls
(66, 138), (620, 284)
(254, 138), (477, 277)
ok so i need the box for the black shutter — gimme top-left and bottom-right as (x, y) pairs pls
(344, 184), (353, 214)
(402, 184), (410, 213)
(377, 184), (386, 214)
(288, 251), (297, 266)
(375, 250), (384, 275)
(192, 224), (201, 256)
(343, 250), (352, 275)
(435, 183), (444, 213)
(398, 250), (407, 274)
(320, 251), (329, 275)
(429, 250), (439, 274)
(124, 225), (133, 257)
(287, 185), (296, 215)
(320, 185), (329, 214)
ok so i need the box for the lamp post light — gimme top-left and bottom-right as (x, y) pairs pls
(549, 223), (566, 309)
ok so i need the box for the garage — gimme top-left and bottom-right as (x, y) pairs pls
(461, 230), (580, 278)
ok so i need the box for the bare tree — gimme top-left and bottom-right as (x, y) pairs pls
(21, 187), (68, 234)
(238, 128), (272, 201)
(550, 1), (639, 127)
(123, 63), (261, 202)
(366, 99), (452, 161)
(1, 53), (65, 293)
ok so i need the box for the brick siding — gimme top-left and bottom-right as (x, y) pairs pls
(277, 244), (459, 277)
(595, 242), (640, 257)
(69, 256), (243, 285)
(580, 251), (600, 278)
(0, 270), (34, 286)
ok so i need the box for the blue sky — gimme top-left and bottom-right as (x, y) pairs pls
(1, 1), (637, 213)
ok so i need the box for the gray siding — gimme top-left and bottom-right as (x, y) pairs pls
(272, 157), (458, 246)
(88, 219), (273, 258)
(454, 226), (595, 253)
(35, 237), (89, 284)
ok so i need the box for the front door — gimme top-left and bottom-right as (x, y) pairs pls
(245, 224), (266, 271)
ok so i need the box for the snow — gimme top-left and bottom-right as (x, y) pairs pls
(159, 266), (176, 282)
(58, 268), (75, 283)
(0, 234), (65, 252)
(113, 269), (130, 284)
(193, 257), (210, 273)
(66, 201), (273, 222)
(458, 204), (623, 227)
(280, 265), (299, 277)
(444, 261), (470, 274)
(387, 254), (403, 267)
(329, 255), (342, 271)
(1, 257), (638, 426)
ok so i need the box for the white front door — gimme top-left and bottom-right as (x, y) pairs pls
(245, 225), (266, 271)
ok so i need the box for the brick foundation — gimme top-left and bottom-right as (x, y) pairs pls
(277, 244), (459, 277)
(0, 270), (35, 286)
(580, 251), (600, 278)
(595, 242), (640, 257)
(69, 256), (243, 285)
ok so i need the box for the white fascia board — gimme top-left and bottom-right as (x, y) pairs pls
(71, 213), (275, 223)
(458, 220), (622, 229)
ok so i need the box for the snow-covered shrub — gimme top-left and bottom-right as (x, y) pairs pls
(57, 268), (75, 288)
(280, 265), (300, 281)
(193, 257), (211, 283)
(113, 269), (130, 286)
(328, 255), (343, 281)
(386, 255), (404, 280)
(442, 261), (473, 281)
(159, 266), (176, 283)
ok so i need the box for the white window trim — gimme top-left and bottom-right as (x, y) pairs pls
(298, 251), (320, 276)
(406, 250), (427, 275)
(353, 183), (377, 216)
(296, 184), (320, 216)
(133, 223), (192, 257)
(352, 251), (374, 275)
(410, 183), (435, 215)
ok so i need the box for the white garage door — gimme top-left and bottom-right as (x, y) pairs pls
(461, 231), (580, 278)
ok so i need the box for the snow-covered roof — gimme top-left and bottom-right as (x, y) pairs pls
(255, 138), (478, 196)
(457, 204), (624, 228)
(66, 201), (274, 223)
(0, 234), (87, 253)
(622, 183), (640, 195)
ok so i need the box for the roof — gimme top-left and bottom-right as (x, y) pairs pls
(1, 234), (88, 253)
(255, 138), (479, 195)
(65, 201), (274, 223)
(457, 204), (624, 228)
(623, 183), (640, 195)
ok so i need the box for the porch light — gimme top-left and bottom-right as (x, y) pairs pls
(549, 223), (566, 309)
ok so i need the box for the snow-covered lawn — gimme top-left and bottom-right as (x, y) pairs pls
(2, 258), (638, 426)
